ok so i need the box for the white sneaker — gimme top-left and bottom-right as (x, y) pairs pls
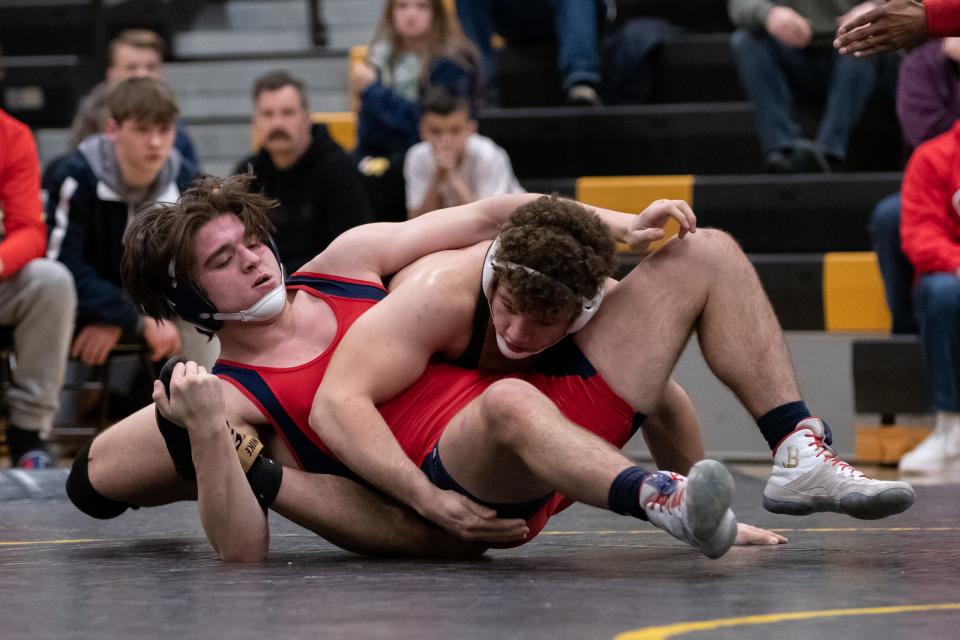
(764, 417), (915, 520)
(899, 412), (960, 473)
(641, 459), (738, 559)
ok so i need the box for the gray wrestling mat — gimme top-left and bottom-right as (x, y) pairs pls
(1, 469), (958, 640)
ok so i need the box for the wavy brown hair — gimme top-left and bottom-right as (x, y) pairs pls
(370, 0), (479, 85)
(493, 195), (616, 321)
(121, 173), (277, 321)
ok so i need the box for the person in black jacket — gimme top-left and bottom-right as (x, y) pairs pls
(234, 71), (373, 275)
(45, 77), (197, 367)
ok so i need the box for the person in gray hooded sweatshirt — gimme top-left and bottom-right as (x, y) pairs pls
(45, 77), (197, 368)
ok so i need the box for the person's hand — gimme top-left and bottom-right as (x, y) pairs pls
(71, 324), (123, 365)
(625, 199), (697, 255)
(834, 0), (927, 57)
(943, 38), (960, 63)
(417, 488), (530, 543)
(837, 2), (878, 29)
(433, 145), (458, 176)
(766, 5), (813, 48)
(350, 61), (377, 96)
(152, 360), (225, 434)
(143, 317), (182, 362)
(734, 522), (788, 545)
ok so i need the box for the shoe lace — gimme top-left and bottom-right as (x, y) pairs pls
(806, 432), (863, 477)
(649, 473), (686, 513)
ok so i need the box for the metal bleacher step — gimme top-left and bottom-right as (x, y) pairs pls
(165, 56), (350, 121)
(224, 0), (382, 31)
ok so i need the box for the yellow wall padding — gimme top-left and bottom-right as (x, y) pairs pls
(575, 175), (694, 252)
(311, 111), (357, 152)
(823, 251), (892, 332)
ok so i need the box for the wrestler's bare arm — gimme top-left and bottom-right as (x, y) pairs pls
(311, 260), (529, 543)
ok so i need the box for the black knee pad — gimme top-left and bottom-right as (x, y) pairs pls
(65, 441), (135, 520)
(156, 356), (196, 481)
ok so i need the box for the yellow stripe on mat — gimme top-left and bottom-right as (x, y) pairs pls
(615, 603), (960, 640)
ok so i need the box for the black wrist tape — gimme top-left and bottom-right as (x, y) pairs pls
(156, 357), (196, 480)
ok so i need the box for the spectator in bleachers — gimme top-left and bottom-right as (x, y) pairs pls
(728, 1), (887, 173)
(0, 107), (76, 468)
(68, 29), (199, 169)
(600, 6), (679, 105)
(353, 0), (480, 220)
(234, 71), (373, 274)
(44, 78), (195, 369)
(404, 87), (523, 218)
(897, 115), (960, 473)
(869, 38), (960, 336)
(456, 0), (604, 106)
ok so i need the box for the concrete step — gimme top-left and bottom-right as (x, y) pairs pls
(165, 57), (347, 95)
(173, 26), (371, 58)
(176, 90), (348, 121)
(225, 0), (382, 30)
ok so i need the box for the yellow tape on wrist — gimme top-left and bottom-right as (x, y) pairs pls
(232, 429), (264, 473)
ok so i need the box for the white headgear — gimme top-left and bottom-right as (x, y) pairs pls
(481, 236), (605, 357)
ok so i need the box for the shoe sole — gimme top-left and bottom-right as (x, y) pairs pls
(687, 460), (737, 559)
(763, 486), (915, 520)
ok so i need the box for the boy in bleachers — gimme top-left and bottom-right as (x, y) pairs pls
(728, 0), (887, 173)
(233, 71), (372, 275)
(44, 78), (195, 369)
(0, 104), (76, 469)
(404, 87), (523, 218)
(69, 29), (199, 169)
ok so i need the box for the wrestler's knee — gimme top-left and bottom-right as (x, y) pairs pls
(65, 439), (134, 519)
(476, 379), (546, 444)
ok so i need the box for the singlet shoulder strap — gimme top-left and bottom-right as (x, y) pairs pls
(286, 273), (386, 302)
(449, 290), (490, 369)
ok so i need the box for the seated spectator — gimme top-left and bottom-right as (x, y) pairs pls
(898, 118), (960, 473)
(0, 107), (76, 468)
(404, 87), (523, 217)
(456, 0), (604, 105)
(68, 29), (199, 170)
(353, 0), (480, 220)
(869, 38), (960, 335)
(728, 1), (888, 173)
(44, 78), (196, 369)
(234, 71), (373, 275)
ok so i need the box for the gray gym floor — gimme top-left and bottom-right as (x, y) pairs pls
(1, 467), (958, 640)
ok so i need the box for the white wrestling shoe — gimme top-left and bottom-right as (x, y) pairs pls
(640, 459), (738, 559)
(763, 417), (915, 520)
(899, 412), (960, 474)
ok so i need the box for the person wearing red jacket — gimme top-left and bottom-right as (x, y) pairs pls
(898, 119), (960, 472)
(835, 0), (960, 56)
(0, 108), (76, 468)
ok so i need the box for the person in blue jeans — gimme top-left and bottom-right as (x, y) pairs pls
(456, 0), (604, 105)
(868, 38), (960, 335)
(728, 1), (885, 173)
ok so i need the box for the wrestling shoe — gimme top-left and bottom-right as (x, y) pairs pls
(899, 412), (960, 474)
(640, 459), (738, 559)
(763, 417), (915, 519)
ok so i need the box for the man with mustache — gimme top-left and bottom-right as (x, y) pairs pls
(234, 71), (373, 275)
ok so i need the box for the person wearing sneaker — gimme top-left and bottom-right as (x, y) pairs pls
(899, 118), (960, 474)
(0, 108), (76, 470)
(314, 194), (913, 547)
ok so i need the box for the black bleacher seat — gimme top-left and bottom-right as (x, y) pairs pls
(693, 172), (902, 253)
(478, 102), (901, 179)
(853, 336), (929, 417)
(1, 55), (96, 128)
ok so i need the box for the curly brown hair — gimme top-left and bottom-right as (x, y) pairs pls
(121, 173), (277, 321)
(493, 195), (615, 321)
